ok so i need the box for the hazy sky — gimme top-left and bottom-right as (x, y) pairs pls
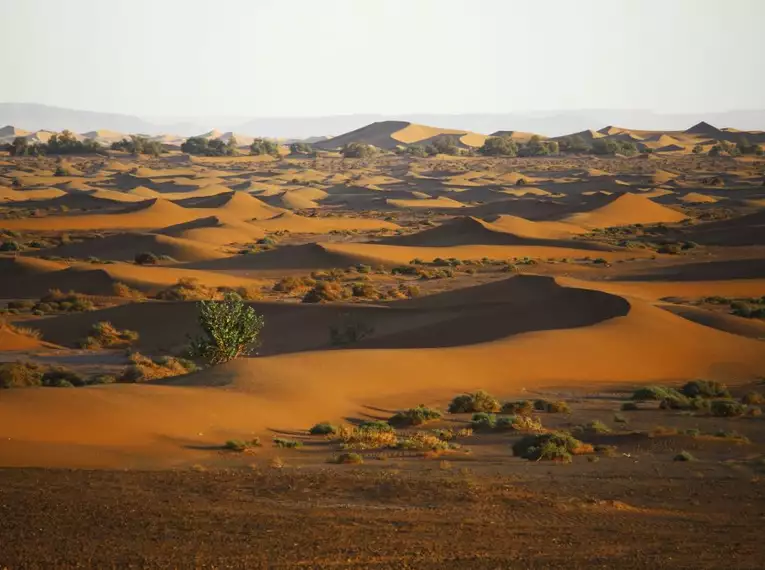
(1, 0), (763, 118)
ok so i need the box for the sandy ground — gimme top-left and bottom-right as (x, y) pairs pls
(1, 142), (764, 566)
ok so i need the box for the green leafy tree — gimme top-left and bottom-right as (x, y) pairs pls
(250, 138), (280, 156)
(289, 142), (313, 154)
(188, 293), (265, 365)
(692, 144), (704, 154)
(431, 136), (460, 155)
(341, 142), (377, 158)
(8, 136), (29, 156)
(478, 135), (518, 157)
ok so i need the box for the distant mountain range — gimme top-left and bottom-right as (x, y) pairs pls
(1, 103), (764, 140)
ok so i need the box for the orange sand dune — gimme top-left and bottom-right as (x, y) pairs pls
(0, 256), (69, 279)
(560, 193), (688, 228)
(0, 186), (67, 201)
(682, 210), (765, 246)
(31, 232), (228, 263)
(0, 198), (203, 231)
(660, 304), (765, 340)
(252, 211), (399, 234)
(321, 241), (643, 265)
(2, 274), (764, 468)
(178, 191), (287, 220)
(158, 216), (266, 245)
(386, 197), (466, 209)
(186, 243), (378, 272)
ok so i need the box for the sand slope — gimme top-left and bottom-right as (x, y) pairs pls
(2, 275), (764, 468)
(561, 193), (688, 228)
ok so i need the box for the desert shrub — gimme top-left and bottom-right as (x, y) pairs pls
(302, 281), (347, 303)
(397, 432), (449, 452)
(181, 136), (236, 156)
(594, 444), (618, 457)
(573, 420), (611, 435)
(289, 142), (313, 155)
(495, 415), (544, 432)
(680, 380), (730, 399)
(111, 135), (163, 156)
(710, 400), (746, 417)
(331, 452), (364, 464)
(156, 278), (216, 301)
(329, 317), (374, 346)
(309, 422), (338, 435)
(0, 361), (44, 388)
(448, 390), (501, 414)
(470, 412), (496, 429)
(334, 425), (398, 450)
(659, 393), (692, 410)
(714, 430), (750, 443)
(87, 374), (116, 385)
(389, 405), (442, 426)
(188, 293), (265, 365)
(273, 276), (316, 294)
(225, 438), (261, 452)
(350, 282), (380, 299)
(341, 142), (377, 159)
(111, 282), (145, 299)
(134, 251), (159, 265)
(730, 302), (765, 319)
(592, 139), (637, 156)
(41, 367), (86, 387)
(613, 413), (628, 424)
(431, 428), (456, 441)
(621, 402), (639, 411)
(0, 239), (21, 252)
(742, 391), (765, 405)
(358, 420), (394, 433)
(501, 400), (534, 416)
(273, 438), (303, 449)
(674, 451), (695, 462)
(512, 432), (590, 462)
(31, 290), (94, 314)
(632, 385), (681, 401)
(479, 135), (518, 157)
(120, 352), (197, 383)
(78, 321), (139, 349)
(250, 138), (280, 157)
(533, 399), (570, 413)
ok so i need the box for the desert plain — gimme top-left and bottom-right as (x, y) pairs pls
(1, 120), (765, 568)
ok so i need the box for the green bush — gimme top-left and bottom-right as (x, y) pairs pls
(250, 138), (280, 157)
(501, 400), (534, 416)
(573, 420), (611, 435)
(273, 437), (303, 449)
(448, 390), (501, 413)
(0, 361), (44, 388)
(134, 251), (159, 265)
(680, 380), (730, 399)
(478, 135), (518, 157)
(331, 452), (363, 464)
(188, 293), (265, 365)
(309, 422), (338, 435)
(742, 391), (765, 405)
(632, 385), (682, 401)
(470, 412), (497, 429)
(674, 451), (695, 462)
(357, 420), (394, 433)
(225, 438), (261, 452)
(341, 142), (377, 159)
(533, 399), (571, 413)
(0, 240), (21, 252)
(710, 400), (746, 417)
(41, 367), (86, 387)
(512, 432), (587, 463)
(389, 405), (442, 426)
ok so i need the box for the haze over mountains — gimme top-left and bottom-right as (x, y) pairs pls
(2, 102), (764, 140)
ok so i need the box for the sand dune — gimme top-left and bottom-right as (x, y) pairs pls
(31, 232), (228, 263)
(682, 210), (765, 246)
(386, 197), (466, 209)
(561, 192), (688, 228)
(379, 216), (591, 249)
(3, 274), (764, 467)
(661, 304), (765, 340)
(186, 242), (377, 272)
(0, 186), (67, 202)
(158, 216), (266, 245)
(179, 191), (287, 220)
(0, 198), (203, 231)
(314, 121), (484, 150)
(252, 211), (399, 233)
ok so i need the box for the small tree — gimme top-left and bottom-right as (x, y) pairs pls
(479, 135), (518, 157)
(188, 293), (265, 365)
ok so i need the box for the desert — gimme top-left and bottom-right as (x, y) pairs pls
(1, 115), (765, 568)
(2, 0), (765, 566)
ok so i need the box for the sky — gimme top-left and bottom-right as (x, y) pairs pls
(1, 0), (764, 119)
